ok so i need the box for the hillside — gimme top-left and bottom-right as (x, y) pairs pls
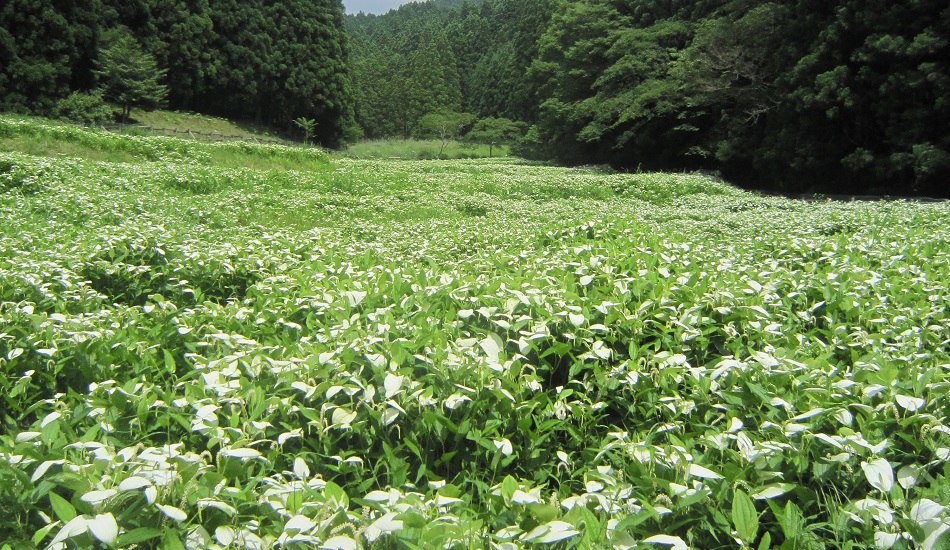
(2, 116), (949, 548)
(1, 0), (353, 146)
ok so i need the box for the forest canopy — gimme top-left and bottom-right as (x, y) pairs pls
(0, 0), (354, 146)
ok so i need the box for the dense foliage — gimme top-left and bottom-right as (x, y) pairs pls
(2, 116), (950, 548)
(350, 0), (949, 196)
(0, 0), (354, 146)
(346, 0), (553, 139)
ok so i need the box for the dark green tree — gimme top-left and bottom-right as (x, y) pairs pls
(527, 0), (950, 195)
(205, 0), (354, 146)
(96, 34), (168, 122)
(142, 0), (216, 110)
(0, 0), (101, 114)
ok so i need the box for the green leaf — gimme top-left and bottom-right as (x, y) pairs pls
(163, 349), (176, 373)
(161, 528), (187, 550)
(49, 492), (76, 522)
(777, 501), (803, 541)
(115, 528), (164, 546)
(528, 503), (559, 522)
(396, 510), (427, 529)
(33, 522), (58, 545)
(500, 475), (518, 501)
(732, 489), (758, 544)
(757, 530), (771, 550)
(286, 489), (303, 514)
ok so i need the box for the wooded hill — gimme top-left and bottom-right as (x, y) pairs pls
(0, 0), (355, 146)
(350, 0), (950, 196)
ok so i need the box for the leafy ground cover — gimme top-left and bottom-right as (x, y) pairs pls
(1, 117), (949, 549)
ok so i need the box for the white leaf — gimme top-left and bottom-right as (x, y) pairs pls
(31, 459), (64, 482)
(911, 499), (946, 525)
(585, 480), (604, 493)
(511, 490), (539, 505)
(523, 521), (579, 544)
(688, 464), (723, 480)
(751, 351), (778, 368)
(294, 457), (310, 480)
(219, 447), (263, 461)
(157, 504), (188, 522)
(435, 495), (464, 507)
(591, 340), (611, 359)
(198, 498), (237, 516)
(80, 489), (118, 505)
(790, 408), (825, 421)
(443, 392), (471, 410)
(118, 476), (153, 492)
(40, 412), (62, 428)
(579, 275), (594, 286)
(727, 418), (743, 433)
(87, 513), (118, 544)
(365, 512), (403, 542)
(16, 431), (42, 442)
(897, 466), (919, 489)
(345, 291), (367, 307)
(384, 373), (404, 398)
(458, 309), (474, 319)
(186, 526), (211, 547)
(569, 313), (585, 327)
(922, 523), (950, 550)
(479, 333), (504, 362)
(215, 526), (236, 545)
(50, 516), (88, 546)
(834, 409), (854, 426)
(145, 486), (157, 504)
(383, 406), (402, 425)
(862, 459), (894, 493)
(643, 534), (689, 550)
(874, 531), (900, 549)
(854, 498), (894, 525)
(753, 484), (792, 500)
(285, 515), (317, 533)
(321, 535), (359, 550)
(895, 394), (925, 412)
(363, 490), (390, 502)
(330, 407), (357, 427)
(493, 438), (513, 456)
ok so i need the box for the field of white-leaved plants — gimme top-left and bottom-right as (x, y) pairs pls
(1, 117), (949, 549)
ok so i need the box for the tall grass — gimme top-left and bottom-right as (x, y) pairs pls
(346, 138), (510, 159)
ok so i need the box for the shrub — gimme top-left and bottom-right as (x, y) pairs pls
(54, 91), (114, 126)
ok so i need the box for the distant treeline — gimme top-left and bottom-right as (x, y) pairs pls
(350, 0), (950, 196)
(0, 0), (354, 147)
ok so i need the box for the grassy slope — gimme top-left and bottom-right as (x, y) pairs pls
(346, 138), (511, 160)
(2, 115), (949, 549)
(0, 115), (327, 172)
(129, 108), (288, 143)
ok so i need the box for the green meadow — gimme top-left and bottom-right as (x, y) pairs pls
(1, 116), (949, 549)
